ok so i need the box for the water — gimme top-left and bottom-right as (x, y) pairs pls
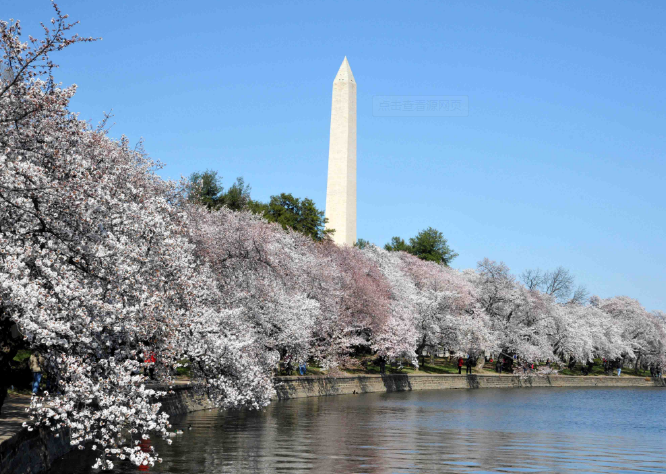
(49, 387), (666, 473)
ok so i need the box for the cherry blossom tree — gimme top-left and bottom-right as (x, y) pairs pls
(371, 248), (495, 364)
(596, 296), (666, 369)
(185, 205), (319, 369)
(358, 246), (417, 363)
(0, 8), (274, 469)
(323, 244), (395, 361)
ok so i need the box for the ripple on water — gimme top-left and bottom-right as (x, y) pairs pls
(47, 387), (666, 473)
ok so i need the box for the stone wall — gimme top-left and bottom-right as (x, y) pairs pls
(273, 373), (665, 400)
(157, 384), (216, 416)
(0, 426), (71, 474)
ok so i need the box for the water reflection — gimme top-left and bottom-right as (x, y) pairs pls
(48, 387), (666, 473)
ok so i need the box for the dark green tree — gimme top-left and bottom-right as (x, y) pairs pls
(384, 228), (458, 266)
(384, 236), (409, 252)
(261, 193), (332, 241)
(220, 177), (251, 211)
(186, 171), (331, 241)
(187, 170), (222, 209)
(187, 172), (252, 211)
(247, 199), (269, 215)
(354, 238), (373, 249)
(408, 227), (458, 265)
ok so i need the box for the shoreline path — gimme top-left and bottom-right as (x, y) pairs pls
(0, 393), (30, 445)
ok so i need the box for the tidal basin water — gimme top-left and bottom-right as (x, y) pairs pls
(49, 387), (666, 473)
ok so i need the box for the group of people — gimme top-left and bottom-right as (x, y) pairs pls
(602, 358), (623, 377)
(521, 362), (536, 374)
(280, 355), (307, 376)
(457, 356), (474, 374)
(649, 365), (663, 378)
(490, 356), (515, 374)
(492, 356), (544, 375)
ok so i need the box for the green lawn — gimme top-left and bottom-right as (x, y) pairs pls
(553, 358), (651, 377)
(337, 357), (654, 378)
(13, 349), (32, 363)
(323, 356), (466, 376)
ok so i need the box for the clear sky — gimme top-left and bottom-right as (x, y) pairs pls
(8, 1), (665, 311)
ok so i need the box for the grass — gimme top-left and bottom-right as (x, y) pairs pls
(553, 358), (652, 377)
(334, 357), (655, 378)
(13, 350), (32, 363)
(176, 359), (191, 377)
(7, 387), (32, 396)
(340, 356), (466, 375)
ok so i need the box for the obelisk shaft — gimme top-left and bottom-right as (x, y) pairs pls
(325, 57), (356, 246)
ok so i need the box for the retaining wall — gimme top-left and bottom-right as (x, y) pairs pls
(273, 373), (665, 400)
(156, 383), (216, 416)
(0, 426), (71, 474)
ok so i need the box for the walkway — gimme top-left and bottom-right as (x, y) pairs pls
(0, 393), (31, 444)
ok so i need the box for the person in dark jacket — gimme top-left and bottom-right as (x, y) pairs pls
(465, 357), (473, 374)
(377, 356), (386, 375)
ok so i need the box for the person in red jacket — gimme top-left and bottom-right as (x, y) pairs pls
(458, 357), (464, 374)
(144, 351), (156, 380)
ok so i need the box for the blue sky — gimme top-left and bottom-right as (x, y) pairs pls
(9, 1), (665, 310)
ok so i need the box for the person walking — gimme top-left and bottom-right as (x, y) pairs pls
(298, 362), (307, 375)
(457, 357), (464, 374)
(29, 351), (45, 395)
(615, 359), (622, 377)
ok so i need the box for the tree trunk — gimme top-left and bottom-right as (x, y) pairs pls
(475, 354), (486, 372)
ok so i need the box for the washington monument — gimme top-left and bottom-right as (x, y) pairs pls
(325, 57), (357, 246)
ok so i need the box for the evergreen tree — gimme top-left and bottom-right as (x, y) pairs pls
(187, 170), (223, 209)
(384, 236), (409, 252)
(261, 193), (332, 241)
(384, 228), (458, 266)
(408, 227), (458, 265)
(221, 177), (252, 211)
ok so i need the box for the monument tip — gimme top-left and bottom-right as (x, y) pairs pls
(335, 56), (355, 83)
